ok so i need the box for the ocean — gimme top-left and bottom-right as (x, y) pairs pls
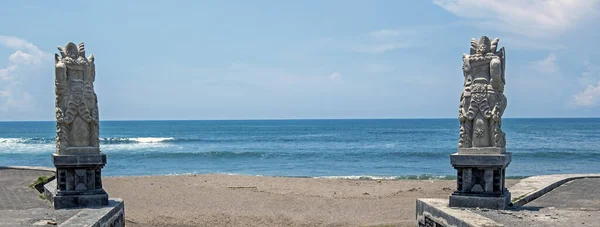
(0, 119), (598, 179)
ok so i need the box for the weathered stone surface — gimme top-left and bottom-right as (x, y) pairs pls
(450, 36), (512, 210)
(510, 173), (600, 207)
(458, 36), (506, 149)
(450, 152), (511, 167)
(52, 42), (108, 209)
(416, 198), (503, 227)
(0, 168), (54, 211)
(55, 42), (99, 154)
(449, 192), (511, 210)
(0, 167), (124, 227)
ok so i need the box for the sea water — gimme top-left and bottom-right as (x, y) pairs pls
(0, 119), (598, 178)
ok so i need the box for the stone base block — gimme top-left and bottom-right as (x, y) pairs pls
(59, 198), (125, 227)
(449, 192), (511, 210)
(416, 198), (503, 227)
(53, 193), (109, 209)
(45, 178), (108, 209)
(450, 152), (511, 167)
(52, 153), (106, 167)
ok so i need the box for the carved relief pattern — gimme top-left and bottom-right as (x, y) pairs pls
(55, 42), (99, 153)
(458, 36), (506, 148)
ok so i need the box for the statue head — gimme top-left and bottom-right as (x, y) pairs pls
(65, 43), (79, 60)
(476, 36), (491, 55)
(57, 42), (89, 66)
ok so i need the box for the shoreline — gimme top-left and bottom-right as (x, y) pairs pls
(103, 174), (519, 227)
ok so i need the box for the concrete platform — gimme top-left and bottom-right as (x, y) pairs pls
(417, 173), (600, 227)
(0, 166), (124, 227)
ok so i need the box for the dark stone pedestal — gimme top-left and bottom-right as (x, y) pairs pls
(49, 153), (109, 209)
(449, 148), (511, 209)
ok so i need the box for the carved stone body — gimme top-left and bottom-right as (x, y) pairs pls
(450, 36), (511, 210)
(458, 36), (507, 148)
(51, 42), (108, 209)
(55, 42), (100, 154)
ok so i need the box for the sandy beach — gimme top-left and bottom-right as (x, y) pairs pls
(103, 174), (517, 227)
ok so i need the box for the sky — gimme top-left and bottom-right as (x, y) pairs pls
(0, 0), (599, 121)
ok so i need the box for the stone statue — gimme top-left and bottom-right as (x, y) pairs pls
(450, 36), (511, 209)
(55, 42), (99, 154)
(458, 36), (506, 148)
(50, 42), (108, 209)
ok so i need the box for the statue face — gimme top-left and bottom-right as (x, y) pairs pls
(477, 44), (488, 55)
(71, 84), (84, 102)
(462, 59), (470, 72)
(68, 51), (77, 59)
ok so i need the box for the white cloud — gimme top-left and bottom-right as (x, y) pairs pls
(0, 35), (48, 114)
(572, 82), (600, 107)
(350, 27), (422, 54)
(572, 62), (600, 107)
(329, 72), (342, 80)
(434, 0), (600, 38)
(579, 61), (600, 87)
(532, 53), (559, 73)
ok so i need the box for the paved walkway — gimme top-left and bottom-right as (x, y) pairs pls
(527, 178), (600, 211)
(418, 174), (600, 227)
(0, 168), (54, 210)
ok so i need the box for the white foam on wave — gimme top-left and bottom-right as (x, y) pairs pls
(0, 143), (54, 154)
(314, 175), (399, 180)
(129, 137), (175, 143)
(0, 138), (29, 144)
(314, 175), (452, 180)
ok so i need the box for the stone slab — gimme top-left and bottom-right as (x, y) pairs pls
(44, 179), (108, 209)
(458, 147), (506, 154)
(472, 178), (600, 227)
(525, 178), (600, 210)
(52, 153), (106, 167)
(0, 199), (124, 227)
(61, 147), (101, 155)
(0, 167), (124, 227)
(60, 198), (124, 227)
(417, 174), (600, 226)
(416, 198), (503, 227)
(0, 168), (54, 210)
(450, 152), (511, 167)
(449, 192), (511, 210)
(509, 173), (600, 207)
(0, 166), (56, 172)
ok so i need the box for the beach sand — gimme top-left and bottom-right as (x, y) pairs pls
(103, 175), (517, 227)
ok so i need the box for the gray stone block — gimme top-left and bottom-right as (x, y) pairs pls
(449, 192), (511, 210)
(53, 193), (108, 209)
(45, 179), (108, 209)
(458, 147), (506, 154)
(60, 199), (124, 227)
(450, 152), (511, 167)
(52, 153), (106, 167)
(416, 198), (503, 227)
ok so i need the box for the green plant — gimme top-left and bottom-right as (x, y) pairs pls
(29, 176), (51, 188)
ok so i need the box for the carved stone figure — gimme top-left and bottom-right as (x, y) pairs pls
(55, 42), (100, 153)
(449, 36), (511, 210)
(458, 36), (506, 148)
(50, 42), (108, 209)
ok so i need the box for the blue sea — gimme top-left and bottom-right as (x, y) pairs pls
(0, 119), (598, 179)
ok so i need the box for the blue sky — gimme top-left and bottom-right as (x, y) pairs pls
(0, 0), (599, 120)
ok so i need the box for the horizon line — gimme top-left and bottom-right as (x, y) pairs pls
(1, 116), (599, 122)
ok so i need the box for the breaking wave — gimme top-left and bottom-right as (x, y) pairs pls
(0, 137), (176, 144)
